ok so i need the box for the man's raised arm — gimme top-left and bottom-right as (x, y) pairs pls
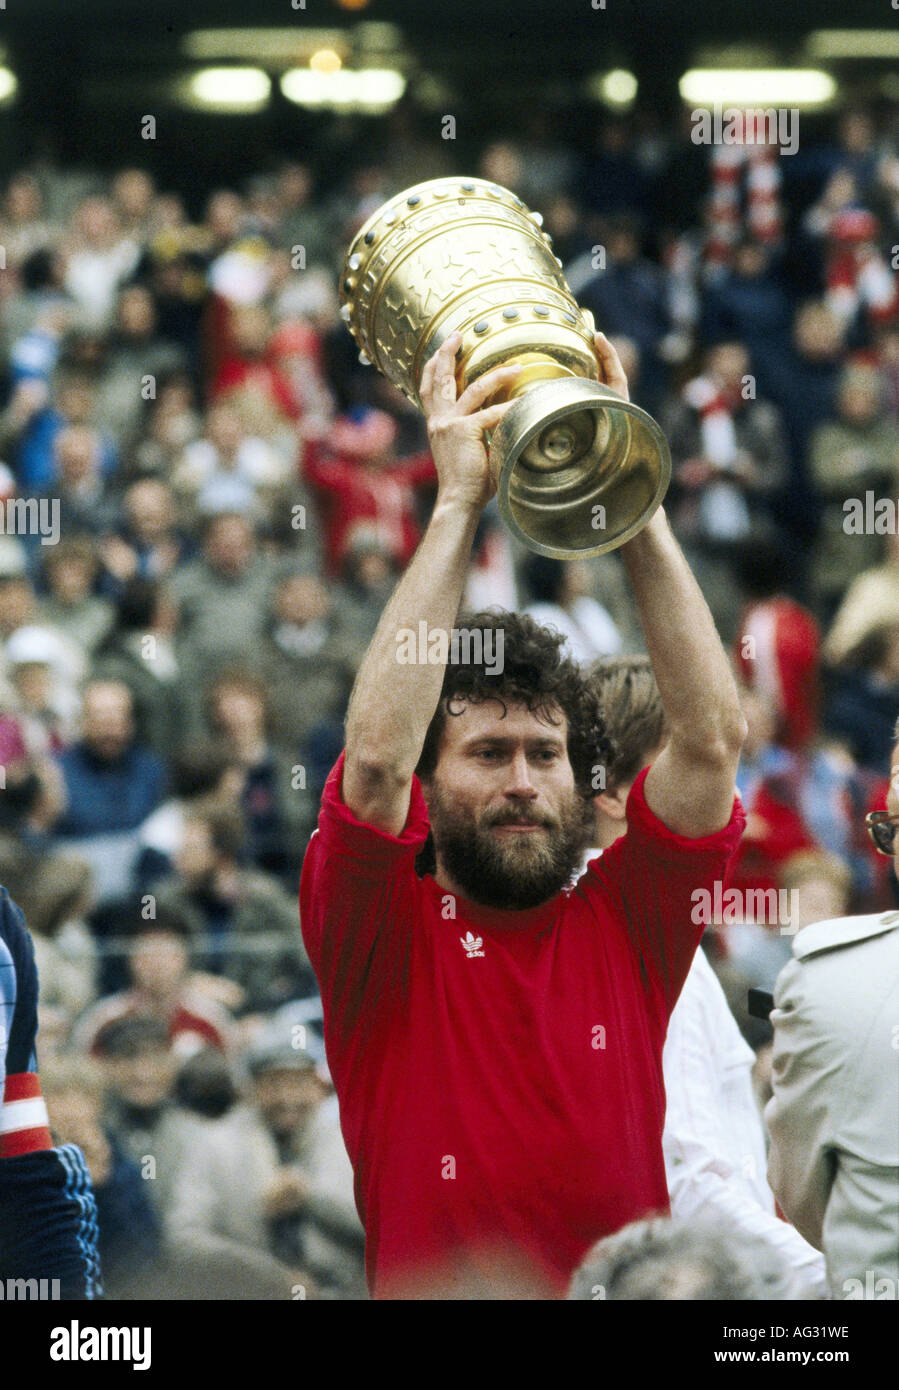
(343, 333), (522, 835)
(596, 334), (748, 837)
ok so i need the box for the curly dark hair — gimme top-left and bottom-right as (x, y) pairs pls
(415, 610), (613, 798)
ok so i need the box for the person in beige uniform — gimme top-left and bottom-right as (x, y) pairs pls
(766, 718), (899, 1299)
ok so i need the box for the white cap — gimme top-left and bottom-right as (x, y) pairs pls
(5, 624), (67, 669)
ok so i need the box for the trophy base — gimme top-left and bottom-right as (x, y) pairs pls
(488, 377), (671, 559)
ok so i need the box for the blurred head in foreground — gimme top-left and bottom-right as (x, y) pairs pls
(567, 1215), (815, 1300)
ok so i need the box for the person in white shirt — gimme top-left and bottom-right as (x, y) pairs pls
(766, 723), (899, 1298)
(581, 654), (827, 1296)
(524, 554), (622, 665)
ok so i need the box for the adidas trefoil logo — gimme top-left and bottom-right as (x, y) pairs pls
(460, 931), (485, 958)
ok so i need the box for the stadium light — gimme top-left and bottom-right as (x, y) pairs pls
(183, 30), (349, 62)
(586, 69), (638, 108)
(805, 30), (899, 60)
(186, 67), (272, 112)
(0, 68), (18, 105)
(310, 49), (343, 73)
(281, 67), (405, 111)
(679, 69), (836, 107)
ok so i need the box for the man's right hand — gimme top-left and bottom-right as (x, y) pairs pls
(419, 331), (522, 511)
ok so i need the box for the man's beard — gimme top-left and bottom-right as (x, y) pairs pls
(425, 779), (595, 911)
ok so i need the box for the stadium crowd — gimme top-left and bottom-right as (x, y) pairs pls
(0, 100), (897, 1298)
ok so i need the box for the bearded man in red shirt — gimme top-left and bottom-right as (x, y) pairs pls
(300, 333), (748, 1299)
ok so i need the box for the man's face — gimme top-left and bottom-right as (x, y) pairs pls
(253, 1068), (322, 1140)
(176, 820), (217, 886)
(130, 931), (188, 997)
(208, 406), (243, 456)
(55, 426), (99, 482)
(275, 575), (329, 626)
(422, 699), (593, 911)
(126, 480), (174, 540)
(118, 287), (155, 338)
(48, 556), (92, 603)
(106, 1046), (176, 1110)
(0, 579), (33, 634)
(839, 381), (880, 427)
(82, 683), (133, 760)
(205, 516), (254, 576)
(709, 344), (749, 392)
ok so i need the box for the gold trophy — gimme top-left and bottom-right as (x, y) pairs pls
(339, 177), (670, 557)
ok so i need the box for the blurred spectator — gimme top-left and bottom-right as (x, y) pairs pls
(256, 573), (357, 752)
(822, 209), (898, 337)
(73, 908), (233, 1057)
(0, 712), (66, 841)
(729, 681), (876, 907)
(568, 1216), (813, 1300)
(204, 666), (303, 880)
(90, 1015), (217, 1222)
(272, 162), (331, 267)
(581, 120), (651, 223)
(125, 371), (203, 479)
(326, 533), (395, 651)
(733, 541), (821, 752)
(766, 791), (899, 1297)
(110, 168), (155, 241)
(727, 847), (853, 996)
(42, 1054), (163, 1299)
(39, 536), (114, 656)
(91, 578), (186, 758)
(211, 303), (299, 443)
(167, 511), (278, 701)
(175, 1046), (238, 1120)
(824, 526), (899, 666)
(166, 1039), (364, 1298)
(95, 284), (188, 446)
(665, 341), (789, 546)
(134, 739), (235, 892)
(568, 214), (670, 410)
(100, 476), (189, 587)
(808, 362), (899, 618)
(153, 798), (311, 1009)
(302, 408), (436, 577)
(41, 423), (120, 537)
(774, 301), (845, 487)
(823, 620), (899, 777)
(171, 400), (290, 527)
(704, 112), (783, 272)
(523, 555), (622, 664)
(875, 319), (899, 420)
(5, 623), (83, 751)
(701, 240), (794, 401)
(6, 365), (117, 492)
(51, 678), (166, 904)
(5, 851), (95, 1027)
(0, 172), (55, 266)
(62, 196), (141, 330)
(663, 342), (789, 637)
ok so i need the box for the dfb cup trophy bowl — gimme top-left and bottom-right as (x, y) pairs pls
(339, 177), (671, 559)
